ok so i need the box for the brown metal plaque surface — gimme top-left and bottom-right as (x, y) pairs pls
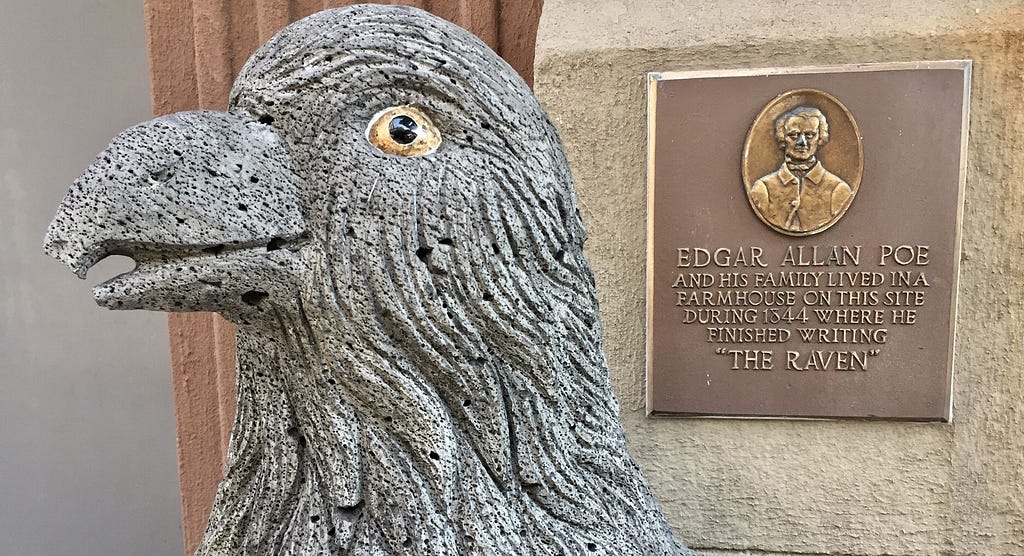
(646, 62), (970, 421)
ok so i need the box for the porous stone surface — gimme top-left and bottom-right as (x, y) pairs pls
(535, 1), (1024, 554)
(45, 110), (305, 316)
(45, 5), (700, 555)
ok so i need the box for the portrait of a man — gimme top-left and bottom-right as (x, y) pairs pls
(747, 106), (853, 233)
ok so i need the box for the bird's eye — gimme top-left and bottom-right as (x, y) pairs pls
(388, 115), (419, 144)
(366, 106), (440, 157)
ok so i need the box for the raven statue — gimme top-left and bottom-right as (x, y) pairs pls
(45, 5), (700, 555)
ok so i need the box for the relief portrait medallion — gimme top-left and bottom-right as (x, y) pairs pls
(742, 89), (863, 236)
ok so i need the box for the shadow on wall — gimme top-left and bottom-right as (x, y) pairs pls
(0, 1), (182, 555)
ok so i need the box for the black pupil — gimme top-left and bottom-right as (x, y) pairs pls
(388, 115), (420, 145)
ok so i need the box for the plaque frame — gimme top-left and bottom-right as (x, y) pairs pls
(645, 61), (971, 421)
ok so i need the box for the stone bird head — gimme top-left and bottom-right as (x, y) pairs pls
(45, 5), (698, 555)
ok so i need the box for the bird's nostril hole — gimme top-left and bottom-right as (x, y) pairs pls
(415, 246), (432, 261)
(241, 290), (269, 306)
(266, 237), (287, 251)
(151, 167), (175, 182)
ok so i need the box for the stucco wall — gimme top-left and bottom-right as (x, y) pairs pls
(0, 1), (183, 554)
(535, 1), (1024, 554)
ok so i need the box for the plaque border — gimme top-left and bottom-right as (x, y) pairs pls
(645, 60), (971, 421)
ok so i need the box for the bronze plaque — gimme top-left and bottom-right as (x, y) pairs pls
(646, 61), (970, 421)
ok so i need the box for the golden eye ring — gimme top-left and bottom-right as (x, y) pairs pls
(365, 105), (441, 157)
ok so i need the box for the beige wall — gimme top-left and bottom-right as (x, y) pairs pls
(0, 1), (182, 554)
(535, 1), (1024, 554)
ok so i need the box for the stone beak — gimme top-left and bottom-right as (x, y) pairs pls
(43, 110), (307, 310)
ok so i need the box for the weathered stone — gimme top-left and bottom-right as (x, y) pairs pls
(45, 5), (699, 555)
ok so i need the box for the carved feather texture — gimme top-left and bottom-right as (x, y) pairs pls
(45, 4), (699, 555)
